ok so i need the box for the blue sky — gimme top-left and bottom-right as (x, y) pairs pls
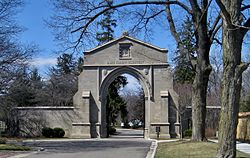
(17, 1), (249, 75)
(17, 1), (250, 90)
(18, 0), (58, 75)
(17, 0), (177, 76)
(16, 0), (179, 89)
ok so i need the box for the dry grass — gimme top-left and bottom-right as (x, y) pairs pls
(0, 144), (30, 151)
(156, 141), (250, 158)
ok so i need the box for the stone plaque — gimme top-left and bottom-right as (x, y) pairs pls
(119, 43), (132, 59)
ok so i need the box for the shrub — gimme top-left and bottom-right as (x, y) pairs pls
(184, 129), (192, 137)
(108, 126), (116, 135)
(42, 127), (53, 138)
(0, 138), (6, 144)
(53, 128), (65, 138)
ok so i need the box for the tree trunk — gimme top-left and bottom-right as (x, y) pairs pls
(191, 47), (211, 141)
(165, 2), (212, 141)
(191, 11), (212, 141)
(216, 27), (243, 158)
(215, 0), (247, 157)
(216, 7), (243, 158)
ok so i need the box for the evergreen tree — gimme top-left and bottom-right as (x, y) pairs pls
(174, 17), (196, 83)
(55, 53), (76, 75)
(30, 68), (41, 81)
(96, 0), (116, 45)
(5, 67), (36, 107)
(52, 53), (83, 75)
(30, 68), (42, 89)
(107, 76), (128, 128)
(44, 53), (81, 106)
(95, 0), (126, 130)
(240, 95), (250, 112)
(76, 57), (84, 74)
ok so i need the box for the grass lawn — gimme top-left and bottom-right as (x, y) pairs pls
(0, 144), (30, 151)
(156, 141), (250, 158)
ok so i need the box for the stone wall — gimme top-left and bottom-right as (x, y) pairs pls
(237, 112), (250, 141)
(181, 107), (221, 138)
(13, 107), (81, 137)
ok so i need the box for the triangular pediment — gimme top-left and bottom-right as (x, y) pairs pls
(83, 35), (168, 66)
(85, 35), (167, 54)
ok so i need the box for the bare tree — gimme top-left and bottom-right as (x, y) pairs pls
(207, 52), (223, 107)
(173, 82), (192, 138)
(37, 53), (82, 107)
(121, 88), (144, 126)
(242, 68), (250, 101)
(0, 0), (34, 95)
(215, 0), (250, 157)
(0, 0), (36, 130)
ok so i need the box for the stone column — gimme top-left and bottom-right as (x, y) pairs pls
(71, 91), (91, 138)
(100, 97), (108, 138)
(160, 91), (170, 138)
(174, 109), (181, 138)
(82, 91), (90, 121)
(144, 96), (150, 139)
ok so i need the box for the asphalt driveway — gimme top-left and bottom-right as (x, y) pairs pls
(15, 138), (152, 158)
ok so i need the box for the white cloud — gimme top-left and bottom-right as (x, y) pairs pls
(30, 57), (57, 66)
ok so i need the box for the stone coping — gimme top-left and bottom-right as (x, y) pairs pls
(13, 106), (76, 110)
(150, 123), (170, 126)
(72, 123), (91, 126)
(72, 122), (101, 126)
(238, 112), (250, 118)
(83, 63), (169, 67)
(186, 106), (221, 109)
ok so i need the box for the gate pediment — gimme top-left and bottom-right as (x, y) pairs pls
(83, 35), (168, 66)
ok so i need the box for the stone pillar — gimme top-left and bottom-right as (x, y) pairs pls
(82, 91), (91, 121)
(175, 109), (181, 138)
(159, 91), (170, 138)
(100, 96), (108, 138)
(71, 91), (91, 138)
(144, 96), (150, 139)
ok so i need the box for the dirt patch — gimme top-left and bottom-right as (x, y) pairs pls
(0, 151), (28, 158)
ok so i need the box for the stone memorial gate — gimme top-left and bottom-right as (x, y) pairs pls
(15, 34), (180, 139)
(72, 34), (180, 138)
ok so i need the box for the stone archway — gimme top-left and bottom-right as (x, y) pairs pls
(72, 35), (180, 139)
(99, 66), (150, 138)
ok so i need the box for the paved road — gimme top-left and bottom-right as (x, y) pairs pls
(209, 139), (250, 155)
(15, 138), (152, 158)
(110, 128), (144, 138)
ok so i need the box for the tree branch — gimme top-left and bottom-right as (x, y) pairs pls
(237, 62), (250, 78)
(165, 2), (195, 70)
(189, 0), (201, 14)
(209, 14), (221, 37)
(69, 0), (192, 47)
(215, 0), (233, 28)
(213, 37), (222, 45)
(130, 6), (165, 33)
(165, 3), (182, 46)
(210, 23), (222, 43)
(241, 17), (250, 36)
(241, 5), (250, 11)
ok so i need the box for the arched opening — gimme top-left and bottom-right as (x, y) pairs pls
(99, 66), (150, 138)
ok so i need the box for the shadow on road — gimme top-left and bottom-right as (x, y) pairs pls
(110, 128), (144, 138)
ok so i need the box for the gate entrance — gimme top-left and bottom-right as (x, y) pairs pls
(72, 35), (180, 139)
(102, 73), (145, 138)
(100, 68), (148, 138)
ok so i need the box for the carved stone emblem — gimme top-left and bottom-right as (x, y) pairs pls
(103, 69), (107, 76)
(119, 43), (132, 59)
(144, 68), (149, 75)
